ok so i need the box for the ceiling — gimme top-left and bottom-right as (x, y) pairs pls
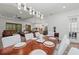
(0, 3), (33, 20)
(0, 3), (79, 20)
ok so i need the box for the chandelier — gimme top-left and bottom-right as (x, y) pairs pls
(17, 3), (44, 19)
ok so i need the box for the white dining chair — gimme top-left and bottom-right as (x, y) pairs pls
(68, 47), (79, 55)
(2, 34), (21, 48)
(25, 33), (34, 41)
(35, 32), (41, 37)
(29, 49), (47, 55)
(35, 32), (45, 43)
(54, 35), (70, 55)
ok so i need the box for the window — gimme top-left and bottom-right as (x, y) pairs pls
(69, 17), (78, 39)
(25, 24), (31, 31)
(6, 23), (22, 33)
(69, 17), (78, 32)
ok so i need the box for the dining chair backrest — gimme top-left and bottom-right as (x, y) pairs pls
(25, 33), (34, 40)
(35, 32), (40, 37)
(68, 47), (79, 55)
(35, 32), (45, 43)
(57, 35), (70, 55)
(35, 32), (44, 39)
(2, 34), (21, 48)
(29, 49), (47, 55)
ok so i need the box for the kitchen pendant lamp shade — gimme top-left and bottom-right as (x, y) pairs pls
(24, 4), (27, 11)
(17, 3), (21, 10)
(36, 11), (40, 17)
(32, 9), (35, 15)
(28, 7), (33, 15)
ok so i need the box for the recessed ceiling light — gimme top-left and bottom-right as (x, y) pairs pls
(62, 6), (66, 8)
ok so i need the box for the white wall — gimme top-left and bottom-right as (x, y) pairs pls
(45, 8), (79, 40)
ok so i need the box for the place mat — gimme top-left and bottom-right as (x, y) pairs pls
(14, 42), (26, 48)
(43, 41), (55, 47)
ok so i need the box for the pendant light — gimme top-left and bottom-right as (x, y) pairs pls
(17, 3), (21, 10)
(17, 3), (44, 19)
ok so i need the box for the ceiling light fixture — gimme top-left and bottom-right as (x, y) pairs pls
(17, 3), (44, 19)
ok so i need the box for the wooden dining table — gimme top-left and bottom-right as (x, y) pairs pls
(0, 39), (56, 55)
